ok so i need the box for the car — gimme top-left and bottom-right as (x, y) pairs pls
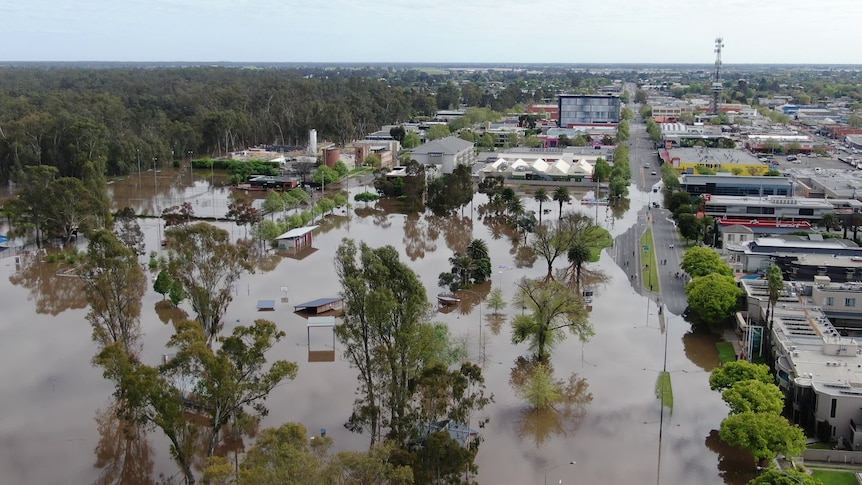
(787, 155), (798, 162)
(644, 163), (650, 168)
(651, 171), (657, 176)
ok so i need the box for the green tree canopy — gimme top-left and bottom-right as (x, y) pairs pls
(721, 379), (785, 415)
(719, 411), (806, 463)
(747, 469), (822, 485)
(685, 273), (742, 326)
(681, 246), (734, 278)
(426, 125), (451, 141)
(710, 360), (774, 391)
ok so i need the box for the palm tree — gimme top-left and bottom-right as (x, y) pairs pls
(466, 238), (491, 283)
(820, 212), (839, 232)
(765, 264), (783, 328)
(552, 186), (571, 220)
(566, 239), (592, 293)
(506, 197), (524, 219)
(534, 187), (549, 225)
(449, 252), (477, 290)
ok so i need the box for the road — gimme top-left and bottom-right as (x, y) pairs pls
(612, 108), (690, 316)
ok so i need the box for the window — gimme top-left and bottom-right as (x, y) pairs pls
(799, 208), (814, 216)
(830, 398), (837, 419)
(825, 297), (834, 306)
(726, 234), (734, 242)
(845, 298), (856, 307)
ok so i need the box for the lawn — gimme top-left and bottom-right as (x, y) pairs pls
(812, 469), (858, 485)
(641, 228), (660, 292)
(589, 227), (614, 262)
(716, 342), (737, 364)
(655, 371), (673, 412)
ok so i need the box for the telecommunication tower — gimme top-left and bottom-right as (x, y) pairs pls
(711, 37), (724, 116)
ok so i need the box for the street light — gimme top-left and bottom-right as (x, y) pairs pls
(188, 150), (194, 180)
(544, 461), (576, 485)
(153, 157), (158, 192)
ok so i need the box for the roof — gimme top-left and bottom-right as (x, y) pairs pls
(275, 225), (319, 240)
(294, 297), (343, 310)
(257, 300), (276, 310)
(410, 136), (474, 156)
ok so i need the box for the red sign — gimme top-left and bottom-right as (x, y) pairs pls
(717, 218), (812, 229)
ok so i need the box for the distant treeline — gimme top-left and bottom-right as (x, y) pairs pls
(0, 67), (442, 183)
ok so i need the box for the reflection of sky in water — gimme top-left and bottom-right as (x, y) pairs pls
(1, 170), (748, 484)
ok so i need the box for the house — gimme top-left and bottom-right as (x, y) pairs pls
(410, 136), (476, 174)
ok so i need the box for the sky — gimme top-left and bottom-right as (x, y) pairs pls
(3, 0), (862, 64)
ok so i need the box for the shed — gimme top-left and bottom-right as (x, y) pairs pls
(256, 300), (276, 311)
(275, 225), (319, 251)
(293, 297), (344, 314)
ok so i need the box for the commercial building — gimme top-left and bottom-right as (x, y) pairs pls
(679, 174), (793, 198)
(740, 278), (862, 445)
(660, 147), (766, 174)
(557, 94), (621, 127)
(725, 235), (862, 275)
(410, 136), (476, 174)
(480, 157), (594, 182)
(703, 195), (835, 222)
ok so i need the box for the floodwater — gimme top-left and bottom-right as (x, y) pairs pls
(0, 167), (757, 484)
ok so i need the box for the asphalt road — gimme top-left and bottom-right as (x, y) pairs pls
(612, 112), (690, 316)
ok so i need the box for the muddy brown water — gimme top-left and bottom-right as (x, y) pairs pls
(0, 168), (757, 484)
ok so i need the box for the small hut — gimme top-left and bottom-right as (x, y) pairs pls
(275, 225), (318, 251)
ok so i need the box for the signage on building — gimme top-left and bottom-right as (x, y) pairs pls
(717, 218), (812, 229)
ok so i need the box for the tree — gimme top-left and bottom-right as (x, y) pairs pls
(552, 186), (571, 220)
(685, 273), (742, 326)
(114, 207), (145, 256)
(765, 264), (784, 330)
(95, 319), (297, 484)
(533, 187), (549, 225)
(722, 380), (785, 415)
(511, 278), (593, 363)
(709, 360), (774, 391)
(334, 239), (436, 446)
(44, 177), (96, 243)
(226, 194), (262, 237)
(426, 125), (451, 141)
(634, 89), (648, 104)
(820, 212), (840, 232)
(162, 202), (195, 228)
(487, 288), (506, 315)
(466, 238), (492, 284)
(748, 469), (822, 485)
(402, 132), (421, 149)
(681, 246), (734, 278)
(389, 126), (407, 143)
(719, 412), (806, 464)
(313, 165), (339, 185)
(154, 270), (173, 300)
(531, 220), (576, 282)
(354, 191), (380, 206)
(80, 229), (146, 356)
(676, 213), (700, 242)
(364, 153), (382, 168)
(593, 158), (611, 183)
(165, 223), (254, 346)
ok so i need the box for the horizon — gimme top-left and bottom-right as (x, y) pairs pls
(4, 0), (862, 64)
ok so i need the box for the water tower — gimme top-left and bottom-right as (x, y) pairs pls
(308, 129), (317, 156)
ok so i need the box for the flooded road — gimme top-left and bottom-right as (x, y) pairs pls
(0, 168), (756, 484)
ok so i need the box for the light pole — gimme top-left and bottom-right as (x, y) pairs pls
(136, 149), (141, 186)
(544, 460), (576, 485)
(153, 157), (158, 192)
(188, 151), (194, 180)
(457, 288), (485, 366)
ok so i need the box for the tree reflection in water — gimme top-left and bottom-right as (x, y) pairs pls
(704, 429), (757, 485)
(509, 357), (593, 447)
(403, 213), (437, 261)
(93, 399), (155, 485)
(610, 196), (630, 220)
(9, 249), (88, 315)
(154, 300), (189, 329)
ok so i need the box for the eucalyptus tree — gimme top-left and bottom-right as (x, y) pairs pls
(511, 278), (593, 363)
(165, 223), (254, 346)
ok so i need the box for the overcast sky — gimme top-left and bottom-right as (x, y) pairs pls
(3, 0), (861, 64)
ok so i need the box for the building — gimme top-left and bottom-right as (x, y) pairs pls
(410, 136), (476, 174)
(661, 147), (765, 174)
(726, 235), (862, 274)
(790, 168), (862, 201)
(740, 278), (862, 445)
(703, 195), (835, 222)
(557, 94), (621, 127)
(743, 134), (815, 153)
(809, 276), (862, 329)
(527, 103), (560, 122)
(679, 174), (793, 198)
(660, 123), (733, 148)
(354, 140), (399, 169)
(480, 157), (594, 182)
